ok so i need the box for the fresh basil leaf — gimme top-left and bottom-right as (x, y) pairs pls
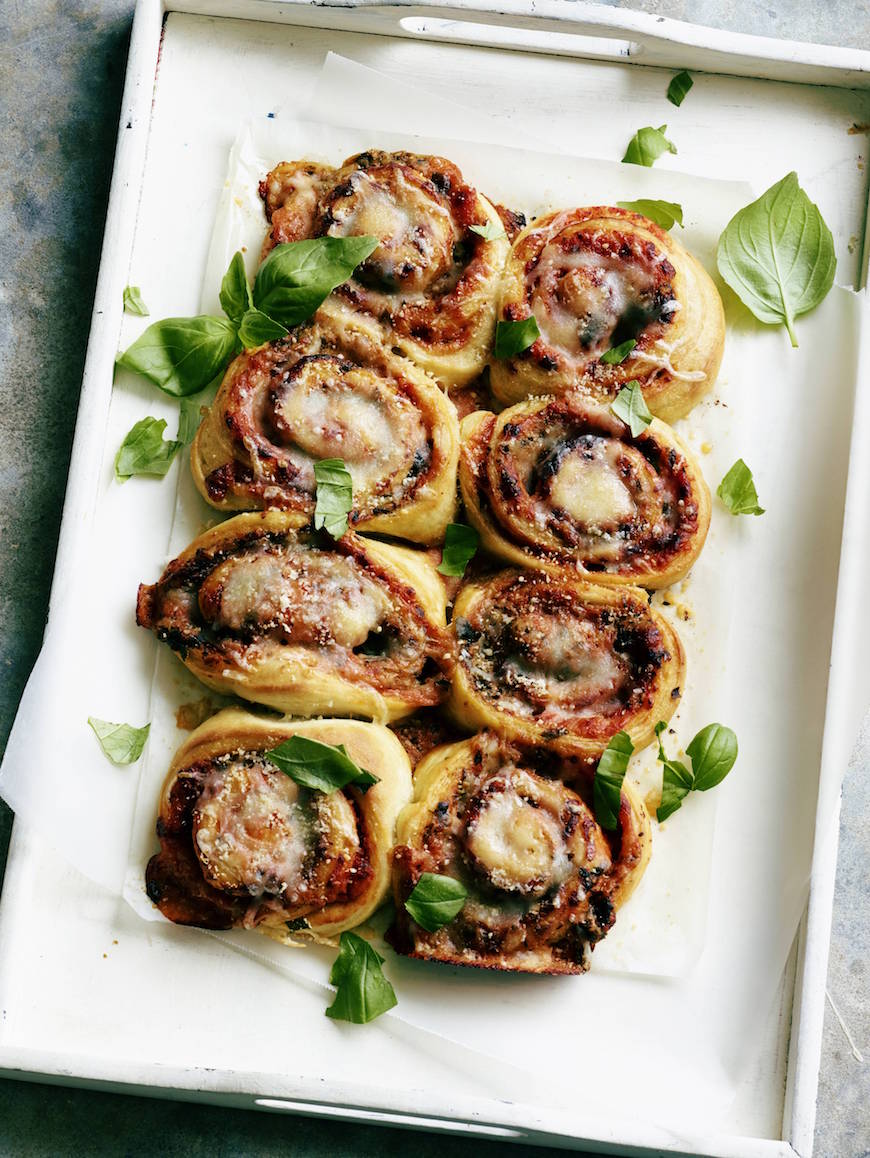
(123, 285), (149, 316)
(601, 338), (636, 365)
(622, 124), (677, 167)
(667, 70), (693, 107)
(610, 380), (652, 437)
(617, 199), (684, 231)
(717, 459), (764, 516)
(117, 315), (239, 397)
(326, 931), (397, 1024)
(657, 759), (694, 822)
(404, 872), (468, 932)
(494, 316), (540, 359)
(594, 730), (634, 831)
(238, 308), (289, 349)
(266, 735), (378, 794)
(219, 251), (254, 326)
(177, 394), (205, 445)
(686, 723), (738, 792)
(469, 221), (507, 241)
(716, 172), (836, 348)
(253, 236), (379, 328)
(114, 417), (181, 482)
(88, 717), (150, 765)
(313, 457), (353, 539)
(437, 523), (479, 577)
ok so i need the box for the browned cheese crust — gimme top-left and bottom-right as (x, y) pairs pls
(459, 394), (711, 587)
(259, 150), (512, 389)
(388, 732), (651, 973)
(489, 207), (725, 421)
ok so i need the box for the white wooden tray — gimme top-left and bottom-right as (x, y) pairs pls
(1, 3), (869, 1155)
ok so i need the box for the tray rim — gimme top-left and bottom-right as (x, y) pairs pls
(2, 2), (869, 1154)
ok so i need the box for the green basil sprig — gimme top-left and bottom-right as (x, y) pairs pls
(265, 735), (378, 794)
(117, 237), (379, 398)
(494, 316), (540, 359)
(717, 173), (836, 348)
(469, 221), (507, 241)
(314, 458), (354, 539)
(326, 931), (397, 1024)
(437, 523), (479, 578)
(123, 285), (149, 316)
(717, 458), (764, 516)
(404, 873), (468, 932)
(88, 717), (150, 765)
(114, 417), (182, 482)
(610, 381), (652, 437)
(594, 730), (634, 830)
(600, 338), (636, 365)
(617, 199), (684, 231)
(667, 70), (693, 107)
(622, 125), (676, 167)
(655, 721), (738, 822)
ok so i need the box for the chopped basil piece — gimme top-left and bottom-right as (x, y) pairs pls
(88, 717), (150, 765)
(594, 730), (634, 831)
(253, 236), (379, 329)
(326, 931), (397, 1024)
(610, 381), (652, 437)
(123, 285), (149, 316)
(219, 251), (254, 326)
(622, 124), (677, 167)
(313, 457), (353, 539)
(686, 723), (738, 792)
(437, 523), (479, 577)
(667, 70), (693, 107)
(265, 734), (378, 794)
(114, 417), (181, 482)
(238, 307), (289, 349)
(494, 316), (540, 359)
(717, 173), (836, 348)
(617, 199), (684, 231)
(404, 872), (468, 932)
(717, 459), (764, 516)
(469, 221), (507, 241)
(654, 722), (693, 822)
(117, 315), (239, 397)
(600, 338), (636, 365)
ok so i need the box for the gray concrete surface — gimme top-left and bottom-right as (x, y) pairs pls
(1, 2), (868, 1155)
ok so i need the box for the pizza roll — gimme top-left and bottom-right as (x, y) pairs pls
(136, 511), (454, 722)
(191, 302), (459, 544)
(459, 395), (710, 587)
(388, 732), (650, 973)
(449, 569), (684, 758)
(261, 150), (510, 389)
(145, 711), (412, 941)
(489, 207), (725, 421)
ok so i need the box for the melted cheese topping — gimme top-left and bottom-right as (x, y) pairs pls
(548, 451), (635, 526)
(198, 551), (389, 648)
(268, 356), (428, 496)
(327, 169), (457, 294)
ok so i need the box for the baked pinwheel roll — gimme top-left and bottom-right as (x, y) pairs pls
(388, 732), (651, 973)
(136, 511), (454, 722)
(459, 395), (710, 587)
(145, 711), (412, 939)
(449, 570), (684, 757)
(489, 207), (725, 421)
(191, 303), (459, 543)
(260, 150), (510, 389)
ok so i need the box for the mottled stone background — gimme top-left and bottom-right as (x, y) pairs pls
(0, 2), (867, 1155)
